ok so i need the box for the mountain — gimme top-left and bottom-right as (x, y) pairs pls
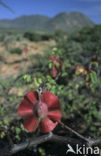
(0, 12), (94, 32)
(0, 15), (50, 29)
(46, 12), (94, 32)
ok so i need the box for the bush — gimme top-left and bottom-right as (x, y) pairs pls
(23, 32), (41, 41)
(9, 48), (22, 55)
(23, 32), (53, 41)
(41, 34), (53, 41)
(0, 34), (5, 42)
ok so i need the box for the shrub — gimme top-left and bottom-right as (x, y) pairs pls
(0, 34), (5, 42)
(23, 32), (41, 42)
(23, 32), (53, 41)
(41, 34), (53, 41)
(9, 48), (22, 55)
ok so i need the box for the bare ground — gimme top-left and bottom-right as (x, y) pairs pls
(0, 40), (55, 78)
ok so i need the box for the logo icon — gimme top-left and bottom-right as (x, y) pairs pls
(66, 144), (75, 154)
(66, 144), (99, 155)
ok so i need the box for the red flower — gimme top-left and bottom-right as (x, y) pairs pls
(75, 65), (87, 76)
(13, 65), (19, 70)
(50, 66), (58, 78)
(50, 56), (62, 78)
(18, 91), (62, 133)
(23, 46), (28, 53)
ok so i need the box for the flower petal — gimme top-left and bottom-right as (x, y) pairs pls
(18, 98), (33, 117)
(25, 91), (38, 104)
(41, 91), (61, 110)
(40, 117), (57, 133)
(18, 91), (38, 117)
(24, 115), (39, 132)
(48, 110), (62, 122)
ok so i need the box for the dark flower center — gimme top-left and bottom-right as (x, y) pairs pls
(35, 101), (48, 119)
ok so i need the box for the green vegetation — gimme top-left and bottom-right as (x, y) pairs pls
(0, 25), (101, 155)
(9, 47), (22, 55)
(23, 32), (53, 41)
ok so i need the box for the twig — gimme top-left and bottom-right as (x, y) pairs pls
(60, 121), (89, 142)
(0, 0), (15, 13)
(88, 137), (101, 146)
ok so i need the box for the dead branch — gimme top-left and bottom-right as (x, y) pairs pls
(0, 133), (101, 156)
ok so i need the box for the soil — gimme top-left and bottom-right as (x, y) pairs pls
(0, 40), (55, 78)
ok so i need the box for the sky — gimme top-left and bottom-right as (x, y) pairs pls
(0, 0), (101, 23)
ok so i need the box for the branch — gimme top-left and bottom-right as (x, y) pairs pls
(88, 137), (101, 146)
(60, 122), (88, 142)
(0, 0), (15, 13)
(10, 133), (85, 155)
(0, 133), (101, 156)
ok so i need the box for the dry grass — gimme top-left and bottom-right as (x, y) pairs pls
(0, 40), (55, 78)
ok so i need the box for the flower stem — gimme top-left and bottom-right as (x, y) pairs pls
(60, 121), (89, 142)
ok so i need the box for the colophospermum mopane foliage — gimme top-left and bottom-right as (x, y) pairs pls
(18, 91), (62, 133)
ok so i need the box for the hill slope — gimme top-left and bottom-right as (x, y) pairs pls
(0, 12), (94, 32)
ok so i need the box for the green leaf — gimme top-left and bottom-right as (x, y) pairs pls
(91, 62), (98, 68)
(15, 127), (21, 134)
(0, 132), (5, 138)
(62, 72), (67, 77)
(49, 62), (53, 69)
(15, 135), (20, 140)
(55, 62), (60, 67)
(4, 118), (9, 125)
(90, 71), (98, 84)
(53, 47), (58, 52)
(34, 78), (39, 87)
(23, 74), (31, 83)
(0, 108), (5, 115)
(38, 78), (42, 84)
